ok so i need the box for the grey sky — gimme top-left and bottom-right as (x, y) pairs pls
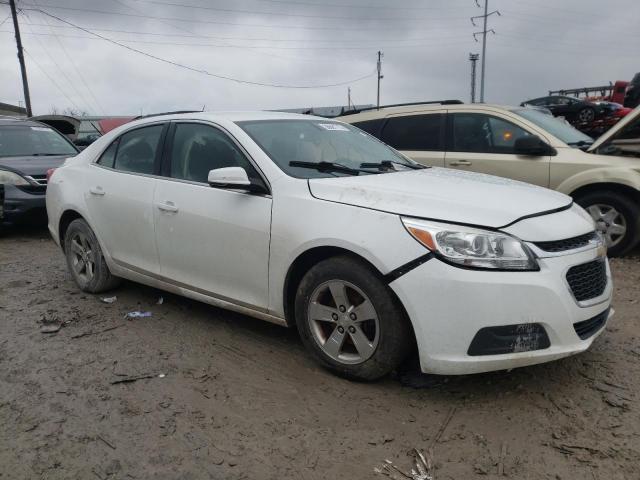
(1, 0), (637, 116)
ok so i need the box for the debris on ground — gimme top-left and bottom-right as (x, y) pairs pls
(71, 324), (123, 339)
(124, 311), (152, 319)
(110, 374), (156, 385)
(157, 296), (164, 305)
(374, 449), (434, 480)
(40, 323), (61, 334)
(100, 296), (117, 304)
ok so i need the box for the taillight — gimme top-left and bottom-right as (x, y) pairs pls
(46, 168), (57, 182)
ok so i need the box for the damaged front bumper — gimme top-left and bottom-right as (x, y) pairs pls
(389, 246), (613, 375)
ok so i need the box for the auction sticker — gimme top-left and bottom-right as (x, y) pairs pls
(317, 123), (349, 131)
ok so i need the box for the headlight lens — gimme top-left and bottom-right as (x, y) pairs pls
(402, 217), (539, 271)
(0, 169), (29, 186)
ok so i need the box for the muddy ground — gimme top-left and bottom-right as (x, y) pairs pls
(1, 226), (639, 480)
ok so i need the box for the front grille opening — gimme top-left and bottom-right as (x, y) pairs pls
(574, 308), (609, 340)
(566, 259), (607, 302)
(468, 323), (550, 356)
(534, 232), (598, 253)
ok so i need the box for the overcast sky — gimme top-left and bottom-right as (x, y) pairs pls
(0, 0), (637, 116)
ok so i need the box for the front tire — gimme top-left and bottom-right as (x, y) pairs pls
(64, 219), (120, 293)
(575, 190), (640, 257)
(294, 255), (412, 381)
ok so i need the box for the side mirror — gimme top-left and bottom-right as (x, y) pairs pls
(207, 167), (251, 188)
(514, 135), (556, 156)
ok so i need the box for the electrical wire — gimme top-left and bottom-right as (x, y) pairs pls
(10, 3), (470, 31)
(123, 0), (468, 21)
(21, 12), (95, 113)
(31, 5), (106, 114)
(21, 7), (379, 89)
(23, 47), (84, 112)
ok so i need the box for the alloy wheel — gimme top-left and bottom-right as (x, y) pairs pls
(307, 280), (380, 364)
(587, 203), (627, 248)
(69, 232), (96, 284)
(578, 108), (595, 123)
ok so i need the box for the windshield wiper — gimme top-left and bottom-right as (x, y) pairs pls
(31, 153), (67, 156)
(289, 161), (377, 175)
(360, 160), (428, 171)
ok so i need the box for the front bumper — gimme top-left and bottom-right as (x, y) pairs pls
(390, 247), (612, 375)
(1, 184), (47, 225)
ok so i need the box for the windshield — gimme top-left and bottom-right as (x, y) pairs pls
(237, 119), (416, 178)
(0, 125), (78, 157)
(511, 108), (594, 146)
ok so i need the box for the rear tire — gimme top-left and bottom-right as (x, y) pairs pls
(577, 107), (595, 123)
(64, 219), (120, 293)
(294, 255), (412, 381)
(575, 190), (640, 257)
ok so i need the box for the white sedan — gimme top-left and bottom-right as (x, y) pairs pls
(46, 112), (613, 380)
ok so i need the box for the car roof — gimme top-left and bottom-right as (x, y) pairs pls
(127, 110), (328, 127)
(337, 103), (522, 122)
(0, 117), (50, 128)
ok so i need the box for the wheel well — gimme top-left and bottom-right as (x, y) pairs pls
(58, 210), (84, 252)
(570, 183), (640, 203)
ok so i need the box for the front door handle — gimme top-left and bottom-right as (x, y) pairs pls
(89, 186), (105, 196)
(449, 160), (472, 166)
(156, 201), (179, 213)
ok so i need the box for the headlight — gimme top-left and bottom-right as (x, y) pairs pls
(402, 217), (539, 271)
(0, 169), (29, 186)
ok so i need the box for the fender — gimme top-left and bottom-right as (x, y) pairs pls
(555, 167), (640, 196)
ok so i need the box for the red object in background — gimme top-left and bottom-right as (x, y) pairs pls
(46, 168), (57, 183)
(98, 117), (134, 134)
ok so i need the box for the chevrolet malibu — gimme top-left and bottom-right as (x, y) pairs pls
(46, 112), (613, 380)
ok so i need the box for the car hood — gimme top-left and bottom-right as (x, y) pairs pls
(588, 104), (640, 152)
(308, 167), (572, 228)
(0, 155), (72, 176)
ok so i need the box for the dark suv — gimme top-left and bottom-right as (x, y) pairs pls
(0, 118), (78, 225)
(624, 72), (640, 109)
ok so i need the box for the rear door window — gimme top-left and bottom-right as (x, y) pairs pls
(351, 119), (384, 138)
(113, 125), (164, 175)
(380, 114), (444, 151)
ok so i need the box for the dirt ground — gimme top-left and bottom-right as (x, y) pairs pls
(1, 226), (639, 480)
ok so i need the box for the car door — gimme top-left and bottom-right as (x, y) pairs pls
(444, 111), (551, 187)
(85, 123), (166, 275)
(379, 112), (446, 167)
(153, 121), (272, 310)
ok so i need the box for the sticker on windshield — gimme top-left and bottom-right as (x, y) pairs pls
(316, 123), (349, 132)
(31, 127), (50, 132)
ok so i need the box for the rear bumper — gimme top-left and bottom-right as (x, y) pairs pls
(1, 184), (47, 224)
(390, 247), (612, 375)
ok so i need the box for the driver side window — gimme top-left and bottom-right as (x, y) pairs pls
(169, 123), (258, 184)
(450, 113), (531, 155)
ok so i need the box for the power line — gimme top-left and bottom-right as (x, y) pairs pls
(23, 48), (83, 112)
(31, 5), (106, 114)
(21, 7), (379, 89)
(21, 12), (95, 113)
(0, 28), (472, 50)
(209, 0), (468, 11)
(10, 3), (469, 31)
(124, 0), (468, 21)
(471, 0), (500, 103)
(7, 21), (480, 43)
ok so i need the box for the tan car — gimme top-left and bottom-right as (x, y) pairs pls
(339, 102), (640, 256)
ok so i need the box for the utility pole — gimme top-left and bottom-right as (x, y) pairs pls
(347, 87), (352, 110)
(376, 51), (383, 109)
(471, 0), (500, 103)
(469, 53), (479, 103)
(9, 0), (33, 117)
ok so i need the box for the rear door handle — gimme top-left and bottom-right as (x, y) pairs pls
(156, 201), (179, 213)
(449, 160), (472, 166)
(89, 186), (105, 196)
